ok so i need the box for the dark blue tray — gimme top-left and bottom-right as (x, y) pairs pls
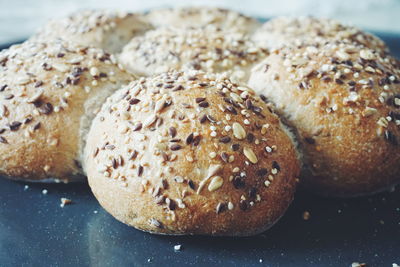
(0, 30), (399, 267)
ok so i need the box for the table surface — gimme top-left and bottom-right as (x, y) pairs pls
(0, 33), (400, 267)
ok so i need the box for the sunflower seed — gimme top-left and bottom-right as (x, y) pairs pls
(243, 147), (258, 164)
(208, 176), (223, 192)
(232, 122), (246, 140)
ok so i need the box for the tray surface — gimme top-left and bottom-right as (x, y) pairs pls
(0, 28), (399, 267)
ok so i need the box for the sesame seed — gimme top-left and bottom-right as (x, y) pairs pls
(359, 49), (375, 60)
(105, 144), (115, 150)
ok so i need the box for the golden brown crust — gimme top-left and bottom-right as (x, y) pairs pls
(85, 71), (299, 235)
(253, 16), (389, 54)
(144, 7), (261, 34)
(119, 26), (268, 82)
(0, 40), (133, 181)
(32, 10), (153, 53)
(249, 41), (400, 197)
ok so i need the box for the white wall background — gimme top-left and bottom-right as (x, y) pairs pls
(0, 0), (399, 44)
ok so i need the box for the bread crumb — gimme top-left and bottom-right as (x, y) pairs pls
(352, 262), (366, 267)
(174, 244), (182, 251)
(60, 197), (72, 207)
(302, 211), (311, 220)
(23, 185), (29, 191)
(42, 189), (48, 195)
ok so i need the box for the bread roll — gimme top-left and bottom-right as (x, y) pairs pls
(253, 16), (389, 53)
(84, 70), (299, 236)
(119, 26), (268, 81)
(145, 7), (260, 33)
(32, 10), (153, 53)
(248, 41), (400, 197)
(0, 40), (133, 182)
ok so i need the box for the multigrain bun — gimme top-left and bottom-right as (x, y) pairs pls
(84, 71), (300, 236)
(144, 7), (261, 33)
(248, 41), (400, 197)
(32, 10), (153, 53)
(0, 40), (133, 182)
(119, 26), (268, 81)
(253, 16), (389, 53)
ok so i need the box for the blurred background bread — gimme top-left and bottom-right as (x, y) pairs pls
(31, 10), (153, 53)
(84, 70), (300, 235)
(144, 7), (261, 33)
(119, 26), (267, 81)
(3, 0), (400, 45)
(252, 17), (389, 53)
(0, 40), (133, 182)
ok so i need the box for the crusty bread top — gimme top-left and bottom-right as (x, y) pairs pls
(0, 40), (132, 181)
(32, 10), (153, 53)
(144, 7), (261, 33)
(249, 41), (400, 196)
(119, 26), (268, 81)
(85, 70), (299, 235)
(253, 16), (389, 53)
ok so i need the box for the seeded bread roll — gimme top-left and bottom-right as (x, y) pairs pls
(119, 26), (268, 82)
(84, 71), (299, 236)
(253, 16), (389, 53)
(32, 10), (153, 53)
(248, 41), (400, 197)
(144, 7), (260, 34)
(0, 40), (133, 182)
